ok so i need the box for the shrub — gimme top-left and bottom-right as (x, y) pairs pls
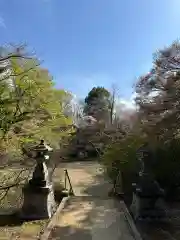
(102, 133), (144, 201)
(153, 140), (180, 197)
(102, 132), (180, 201)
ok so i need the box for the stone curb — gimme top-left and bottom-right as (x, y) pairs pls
(120, 201), (143, 240)
(40, 197), (70, 240)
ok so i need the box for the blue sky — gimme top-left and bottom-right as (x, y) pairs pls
(0, 0), (180, 101)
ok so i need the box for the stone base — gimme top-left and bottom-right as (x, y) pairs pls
(130, 193), (166, 221)
(136, 208), (166, 221)
(20, 184), (56, 220)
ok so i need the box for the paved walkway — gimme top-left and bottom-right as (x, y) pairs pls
(49, 197), (137, 240)
(45, 161), (142, 240)
(53, 161), (112, 197)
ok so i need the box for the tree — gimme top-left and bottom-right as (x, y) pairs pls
(135, 41), (180, 141)
(101, 41), (180, 201)
(63, 94), (85, 127)
(0, 44), (73, 163)
(109, 84), (117, 125)
(0, 44), (73, 205)
(84, 87), (111, 124)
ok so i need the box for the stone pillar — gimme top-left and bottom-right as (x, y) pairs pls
(21, 141), (56, 220)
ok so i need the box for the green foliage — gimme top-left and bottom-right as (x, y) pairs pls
(101, 41), (180, 200)
(85, 87), (110, 105)
(0, 45), (73, 161)
(153, 140), (180, 192)
(134, 41), (180, 193)
(102, 133), (144, 181)
(102, 129), (180, 198)
(84, 87), (111, 121)
(100, 132), (144, 201)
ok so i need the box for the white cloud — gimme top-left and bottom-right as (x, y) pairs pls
(0, 16), (6, 28)
(119, 99), (135, 109)
(117, 92), (137, 110)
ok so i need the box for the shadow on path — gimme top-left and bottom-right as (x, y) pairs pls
(49, 161), (136, 240)
(49, 196), (135, 240)
(50, 226), (92, 240)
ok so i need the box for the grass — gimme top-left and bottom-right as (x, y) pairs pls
(0, 219), (49, 240)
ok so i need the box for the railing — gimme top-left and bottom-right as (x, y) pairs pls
(112, 170), (124, 198)
(64, 169), (74, 196)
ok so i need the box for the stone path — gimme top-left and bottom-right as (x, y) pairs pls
(53, 161), (111, 197)
(48, 197), (137, 240)
(45, 161), (142, 240)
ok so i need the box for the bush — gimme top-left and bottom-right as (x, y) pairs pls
(102, 133), (144, 201)
(153, 140), (180, 197)
(102, 132), (180, 201)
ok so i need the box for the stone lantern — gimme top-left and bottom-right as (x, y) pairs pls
(130, 143), (165, 221)
(21, 140), (56, 220)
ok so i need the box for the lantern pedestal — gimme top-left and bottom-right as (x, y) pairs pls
(21, 184), (56, 220)
(20, 142), (56, 220)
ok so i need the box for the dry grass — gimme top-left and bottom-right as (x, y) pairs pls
(0, 219), (49, 240)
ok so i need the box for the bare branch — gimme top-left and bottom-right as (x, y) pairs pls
(0, 169), (29, 202)
(0, 62), (41, 82)
(0, 54), (34, 62)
